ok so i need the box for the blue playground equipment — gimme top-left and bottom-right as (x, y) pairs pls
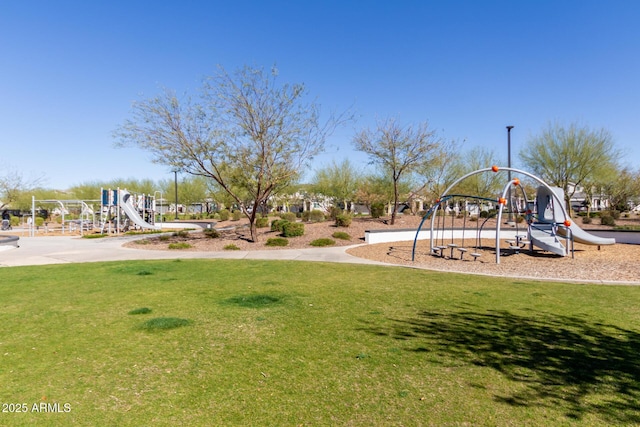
(101, 188), (160, 233)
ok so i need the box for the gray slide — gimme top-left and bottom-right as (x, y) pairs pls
(535, 185), (615, 248)
(557, 221), (616, 245)
(121, 190), (160, 230)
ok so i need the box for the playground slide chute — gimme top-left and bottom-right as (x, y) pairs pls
(558, 222), (616, 245)
(535, 186), (615, 247)
(120, 191), (160, 230)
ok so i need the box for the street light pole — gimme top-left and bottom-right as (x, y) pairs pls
(174, 170), (179, 220)
(506, 126), (514, 224)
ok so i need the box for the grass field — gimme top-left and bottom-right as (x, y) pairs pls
(1, 259), (639, 426)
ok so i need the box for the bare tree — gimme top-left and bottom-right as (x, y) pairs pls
(115, 65), (347, 241)
(0, 169), (42, 210)
(519, 121), (620, 213)
(353, 118), (441, 224)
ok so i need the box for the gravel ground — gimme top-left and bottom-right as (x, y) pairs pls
(346, 239), (640, 284)
(127, 215), (640, 284)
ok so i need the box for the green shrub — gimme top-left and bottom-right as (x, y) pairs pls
(310, 238), (335, 247)
(173, 230), (189, 238)
(608, 210), (621, 220)
(600, 215), (615, 226)
(282, 221), (304, 237)
(203, 228), (220, 238)
(370, 202), (385, 218)
(271, 219), (289, 232)
(328, 206), (342, 221)
(232, 210), (242, 221)
(480, 209), (497, 219)
(279, 212), (297, 222)
(265, 237), (289, 247)
(223, 244), (240, 250)
(332, 231), (351, 240)
(35, 217), (45, 227)
(308, 209), (325, 223)
(256, 216), (270, 228)
(582, 216), (592, 224)
(168, 242), (192, 249)
(335, 213), (352, 227)
(10, 216), (19, 226)
(158, 235), (170, 241)
(218, 209), (230, 221)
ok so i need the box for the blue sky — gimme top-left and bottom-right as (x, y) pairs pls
(1, 0), (639, 190)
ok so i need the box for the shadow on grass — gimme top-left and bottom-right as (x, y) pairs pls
(362, 309), (640, 423)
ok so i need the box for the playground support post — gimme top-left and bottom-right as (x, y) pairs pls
(154, 191), (163, 227)
(174, 170), (179, 220)
(506, 125), (514, 224)
(30, 196), (35, 237)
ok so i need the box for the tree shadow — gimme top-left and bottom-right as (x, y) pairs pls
(361, 308), (640, 423)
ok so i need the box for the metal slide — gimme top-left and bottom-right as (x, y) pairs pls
(120, 191), (160, 230)
(557, 222), (616, 245)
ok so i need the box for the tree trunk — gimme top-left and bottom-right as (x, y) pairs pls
(564, 194), (573, 219)
(249, 221), (258, 242)
(248, 204), (259, 242)
(390, 180), (398, 225)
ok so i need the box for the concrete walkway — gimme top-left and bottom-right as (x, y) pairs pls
(0, 234), (388, 268)
(3, 234), (639, 285)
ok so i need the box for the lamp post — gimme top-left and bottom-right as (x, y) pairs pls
(173, 170), (179, 220)
(506, 126), (514, 224)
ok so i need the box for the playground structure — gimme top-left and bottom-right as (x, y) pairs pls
(100, 188), (160, 233)
(412, 166), (616, 264)
(25, 189), (160, 237)
(28, 198), (98, 237)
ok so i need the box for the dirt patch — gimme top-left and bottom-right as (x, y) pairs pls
(125, 217), (401, 251)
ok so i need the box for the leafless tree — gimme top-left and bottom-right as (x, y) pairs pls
(115, 65), (348, 241)
(353, 118), (441, 224)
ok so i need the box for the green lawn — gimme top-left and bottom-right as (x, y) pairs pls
(1, 259), (639, 426)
